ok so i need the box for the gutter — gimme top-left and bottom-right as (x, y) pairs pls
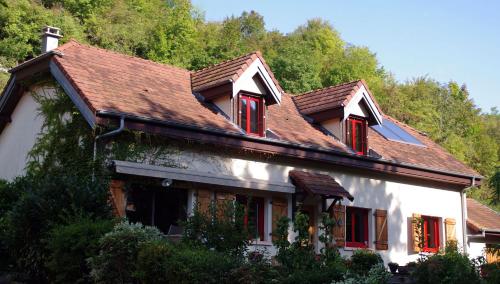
(461, 176), (476, 253)
(92, 116), (125, 180)
(95, 110), (482, 182)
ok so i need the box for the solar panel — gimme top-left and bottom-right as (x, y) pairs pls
(370, 119), (425, 146)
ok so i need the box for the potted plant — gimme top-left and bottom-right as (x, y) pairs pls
(388, 262), (399, 274)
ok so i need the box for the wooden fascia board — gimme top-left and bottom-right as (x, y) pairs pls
(49, 60), (96, 128)
(95, 115), (475, 188)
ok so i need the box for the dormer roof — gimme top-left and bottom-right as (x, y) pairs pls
(293, 80), (383, 124)
(191, 51), (283, 105)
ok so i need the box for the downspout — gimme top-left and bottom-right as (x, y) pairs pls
(461, 176), (475, 253)
(92, 116), (125, 181)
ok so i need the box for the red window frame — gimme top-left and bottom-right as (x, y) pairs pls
(422, 216), (440, 253)
(236, 195), (265, 241)
(345, 206), (369, 248)
(239, 94), (264, 136)
(346, 116), (367, 155)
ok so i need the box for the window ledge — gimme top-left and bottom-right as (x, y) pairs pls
(343, 246), (373, 252)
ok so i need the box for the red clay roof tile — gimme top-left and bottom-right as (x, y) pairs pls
(289, 170), (354, 200)
(467, 198), (500, 231)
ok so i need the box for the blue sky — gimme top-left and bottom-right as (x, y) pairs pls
(192, 0), (500, 112)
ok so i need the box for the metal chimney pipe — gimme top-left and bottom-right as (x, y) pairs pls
(41, 26), (62, 53)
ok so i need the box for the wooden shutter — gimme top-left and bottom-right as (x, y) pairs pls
(412, 213), (422, 253)
(215, 192), (235, 219)
(445, 218), (457, 242)
(109, 179), (126, 217)
(272, 197), (288, 241)
(196, 189), (212, 214)
(331, 204), (346, 247)
(374, 209), (388, 250)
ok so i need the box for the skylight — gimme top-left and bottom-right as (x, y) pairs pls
(370, 119), (425, 146)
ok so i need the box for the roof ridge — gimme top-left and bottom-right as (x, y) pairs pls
(295, 80), (362, 97)
(192, 51), (259, 74)
(57, 39), (190, 73)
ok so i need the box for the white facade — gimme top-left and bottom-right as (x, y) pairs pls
(126, 144), (465, 265)
(0, 87), (51, 180)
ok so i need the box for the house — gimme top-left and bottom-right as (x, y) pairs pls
(0, 27), (483, 265)
(467, 198), (500, 263)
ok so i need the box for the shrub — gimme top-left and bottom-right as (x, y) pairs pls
(135, 240), (237, 284)
(411, 249), (481, 284)
(182, 200), (249, 258)
(273, 212), (346, 283)
(482, 262), (500, 284)
(334, 263), (390, 284)
(0, 174), (111, 280)
(89, 221), (164, 283)
(348, 249), (383, 277)
(45, 217), (114, 283)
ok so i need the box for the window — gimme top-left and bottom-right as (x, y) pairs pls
(240, 94), (264, 136)
(346, 116), (367, 155)
(236, 195), (265, 241)
(422, 216), (440, 253)
(126, 185), (187, 235)
(346, 207), (369, 248)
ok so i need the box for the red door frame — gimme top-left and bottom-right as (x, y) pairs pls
(347, 117), (366, 155)
(240, 94), (263, 136)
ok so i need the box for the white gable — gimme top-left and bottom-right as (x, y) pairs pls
(233, 58), (282, 104)
(343, 84), (382, 125)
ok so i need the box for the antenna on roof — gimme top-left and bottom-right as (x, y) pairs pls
(41, 26), (62, 53)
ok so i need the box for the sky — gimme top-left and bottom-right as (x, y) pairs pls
(192, 0), (500, 112)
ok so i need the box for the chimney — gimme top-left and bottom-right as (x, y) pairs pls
(41, 26), (62, 53)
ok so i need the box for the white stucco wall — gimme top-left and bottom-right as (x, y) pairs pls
(0, 88), (50, 180)
(322, 117), (342, 139)
(147, 145), (465, 265)
(212, 95), (232, 119)
(468, 241), (486, 260)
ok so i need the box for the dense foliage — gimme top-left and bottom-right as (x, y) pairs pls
(1, 0), (497, 208)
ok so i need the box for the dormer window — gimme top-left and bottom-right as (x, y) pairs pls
(346, 116), (367, 155)
(239, 93), (264, 136)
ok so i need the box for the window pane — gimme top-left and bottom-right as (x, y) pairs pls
(241, 98), (247, 131)
(346, 210), (353, 242)
(427, 219), (436, 248)
(354, 211), (364, 242)
(250, 100), (258, 133)
(355, 122), (363, 152)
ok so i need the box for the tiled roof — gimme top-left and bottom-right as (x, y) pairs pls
(467, 198), (500, 232)
(368, 115), (478, 176)
(191, 51), (283, 93)
(293, 80), (382, 116)
(289, 170), (354, 201)
(53, 40), (240, 133)
(7, 40), (479, 178)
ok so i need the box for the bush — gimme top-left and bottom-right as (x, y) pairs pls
(0, 174), (111, 280)
(348, 249), (383, 277)
(135, 240), (237, 284)
(411, 249), (481, 284)
(45, 217), (114, 283)
(89, 221), (164, 283)
(334, 263), (390, 284)
(481, 262), (500, 284)
(182, 200), (249, 259)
